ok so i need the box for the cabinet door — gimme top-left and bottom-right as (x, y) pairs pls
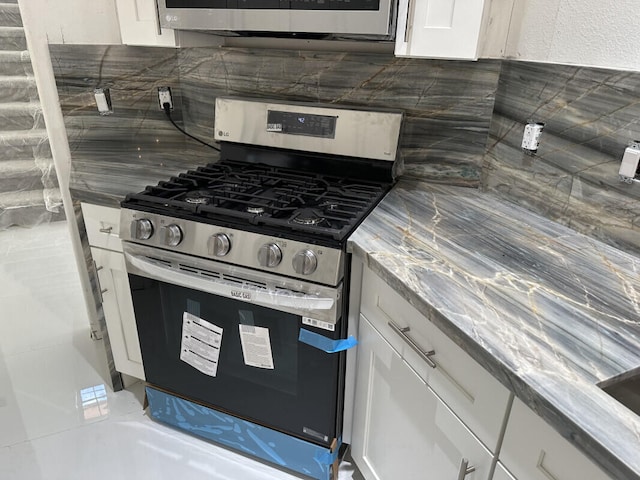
(499, 399), (611, 480)
(115, 0), (178, 47)
(91, 247), (145, 380)
(351, 314), (492, 480)
(360, 267), (510, 451)
(395, 0), (486, 59)
(493, 463), (517, 480)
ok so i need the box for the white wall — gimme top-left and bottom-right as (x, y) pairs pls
(506, 0), (640, 71)
(20, 0), (121, 45)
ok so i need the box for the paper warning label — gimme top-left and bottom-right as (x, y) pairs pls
(180, 312), (223, 377)
(239, 324), (274, 369)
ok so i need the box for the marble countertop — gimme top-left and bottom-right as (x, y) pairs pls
(348, 180), (640, 480)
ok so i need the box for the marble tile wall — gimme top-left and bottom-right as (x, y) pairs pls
(483, 61), (640, 257)
(50, 45), (213, 207)
(178, 48), (501, 186)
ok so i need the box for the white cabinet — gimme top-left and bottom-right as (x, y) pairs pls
(91, 247), (145, 380)
(395, 0), (515, 59)
(352, 315), (494, 480)
(493, 463), (517, 480)
(115, 0), (221, 47)
(115, 0), (179, 47)
(498, 399), (611, 480)
(81, 203), (145, 380)
(360, 266), (510, 451)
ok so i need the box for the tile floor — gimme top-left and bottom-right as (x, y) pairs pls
(0, 221), (356, 480)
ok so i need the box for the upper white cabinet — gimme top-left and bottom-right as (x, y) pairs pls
(115, 0), (178, 47)
(498, 399), (611, 480)
(115, 0), (221, 47)
(395, 0), (515, 59)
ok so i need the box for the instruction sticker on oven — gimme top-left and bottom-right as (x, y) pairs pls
(180, 312), (223, 377)
(239, 325), (274, 369)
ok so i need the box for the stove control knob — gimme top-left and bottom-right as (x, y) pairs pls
(161, 224), (183, 247)
(131, 218), (153, 240)
(258, 243), (282, 268)
(208, 233), (231, 257)
(292, 249), (318, 275)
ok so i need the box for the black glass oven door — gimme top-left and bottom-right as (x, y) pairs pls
(124, 245), (345, 447)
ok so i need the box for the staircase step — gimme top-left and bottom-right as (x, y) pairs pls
(0, 4), (21, 27)
(0, 159), (47, 193)
(0, 50), (31, 75)
(0, 129), (51, 161)
(0, 188), (65, 229)
(0, 26), (26, 51)
(0, 75), (37, 102)
(0, 102), (45, 131)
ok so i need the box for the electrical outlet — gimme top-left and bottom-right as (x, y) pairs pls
(521, 122), (545, 155)
(158, 86), (173, 111)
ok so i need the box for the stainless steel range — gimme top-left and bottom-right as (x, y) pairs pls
(119, 98), (402, 458)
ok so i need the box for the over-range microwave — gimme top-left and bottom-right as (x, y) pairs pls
(158, 0), (397, 40)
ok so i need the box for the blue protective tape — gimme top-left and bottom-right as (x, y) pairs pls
(145, 386), (339, 480)
(298, 329), (358, 353)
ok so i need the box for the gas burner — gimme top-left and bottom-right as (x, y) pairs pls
(184, 190), (213, 205)
(247, 206), (266, 214)
(292, 208), (325, 226)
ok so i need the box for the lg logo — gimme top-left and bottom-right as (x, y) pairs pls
(218, 131), (230, 137)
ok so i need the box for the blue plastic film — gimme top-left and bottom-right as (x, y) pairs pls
(298, 329), (358, 353)
(145, 386), (339, 480)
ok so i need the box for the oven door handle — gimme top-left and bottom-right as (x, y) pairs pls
(125, 252), (336, 311)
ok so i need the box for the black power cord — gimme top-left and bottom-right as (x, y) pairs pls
(162, 102), (220, 152)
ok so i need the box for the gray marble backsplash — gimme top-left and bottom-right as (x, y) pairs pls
(50, 45), (215, 206)
(483, 61), (640, 257)
(51, 45), (500, 193)
(178, 48), (501, 186)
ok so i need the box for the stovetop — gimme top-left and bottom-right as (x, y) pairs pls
(122, 159), (390, 244)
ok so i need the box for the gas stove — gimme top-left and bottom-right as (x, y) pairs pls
(120, 98), (403, 287)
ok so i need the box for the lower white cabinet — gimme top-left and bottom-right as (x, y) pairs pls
(493, 463), (517, 480)
(91, 247), (145, 380)
(352, 314), (493, 480)
(498, 399), (610, 480)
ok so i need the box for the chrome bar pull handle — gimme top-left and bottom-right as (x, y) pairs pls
(388, 321), (436, 368)
(99, 226), (113, 234)
(95, 265), (104, 272)
(456, 458), (476, 480)
(101, 288), (108, 295)
(404, 0), (415, 44)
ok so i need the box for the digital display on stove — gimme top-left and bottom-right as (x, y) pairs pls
(266, 110), (336, 139)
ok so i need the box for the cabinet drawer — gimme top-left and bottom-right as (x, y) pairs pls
(360, 266), (509, 451)
(81, 203), (122, 252)
(500, 399), (611, 480)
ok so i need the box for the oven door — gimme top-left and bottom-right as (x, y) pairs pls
(123, 242), (346, 447)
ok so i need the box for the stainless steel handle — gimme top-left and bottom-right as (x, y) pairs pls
(404, 0), (416, 43)
(99, 226), (113, 234)
(101, 288), (108, 295)
(95, 265), (103, 272)
(154, 0), (162, 36)
(388, 321), (436, 368)
(125, 252), (335, 311)
(456, 458), (476, 480)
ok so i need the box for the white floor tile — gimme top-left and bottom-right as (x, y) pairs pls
(0, 223), (354, 479)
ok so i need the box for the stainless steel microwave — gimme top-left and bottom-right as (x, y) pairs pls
(158, 0), (397, 39)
